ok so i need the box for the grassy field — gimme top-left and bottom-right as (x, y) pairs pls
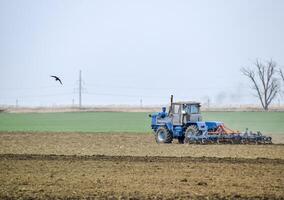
(0, 111), (283, 134)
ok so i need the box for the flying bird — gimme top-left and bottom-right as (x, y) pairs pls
(50, 75), (63, 85)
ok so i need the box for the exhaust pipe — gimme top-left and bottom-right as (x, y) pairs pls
(169, 95), (173, 114)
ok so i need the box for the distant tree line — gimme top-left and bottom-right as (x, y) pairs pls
(241, 59), (284, 110)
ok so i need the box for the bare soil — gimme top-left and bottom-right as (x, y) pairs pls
(0, 132), (284, 199)
(0, 132), (283, 159)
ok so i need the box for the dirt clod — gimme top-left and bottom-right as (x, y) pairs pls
(197, 181), (208, 186)
(180, 178), (188, 182)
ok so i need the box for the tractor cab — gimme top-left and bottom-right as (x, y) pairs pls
(168, 101), (202, 125)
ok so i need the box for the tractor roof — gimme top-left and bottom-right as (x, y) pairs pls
(173, 101), (201, 105)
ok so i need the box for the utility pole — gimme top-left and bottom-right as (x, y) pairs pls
(79, 70), (82, 108)
(207, 98), (210, 108)
(140, 98), (143, 108)
(16, 99), (18, 108)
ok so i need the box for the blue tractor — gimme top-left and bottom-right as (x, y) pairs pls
(149, 95), (210, 144)
(149, 95), (272, 144)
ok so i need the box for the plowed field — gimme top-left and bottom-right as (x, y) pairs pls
(0, 132), (283, 199)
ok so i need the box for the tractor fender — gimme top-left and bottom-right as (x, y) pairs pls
(165, 122), (174, 133)
(187, 121), (207, 131)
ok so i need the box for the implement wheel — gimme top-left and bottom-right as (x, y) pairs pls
(155, 127), (173, 143)
(184, 125), (199, 144)
(266, 137), (272, 144)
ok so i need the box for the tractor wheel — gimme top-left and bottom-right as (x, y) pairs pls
(155, 127), (173, 144)
(184, 125), (199, 144)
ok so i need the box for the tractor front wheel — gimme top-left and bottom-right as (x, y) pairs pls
(155, 127), (173, 144)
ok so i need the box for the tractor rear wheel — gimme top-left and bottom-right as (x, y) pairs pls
(184, 125), (199, 144)
(155, 127), (173, 143)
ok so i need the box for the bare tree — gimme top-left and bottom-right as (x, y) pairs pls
(280, 69), (284, 82)
(280, 69), (284, 99)
(241, 59), (280, 110)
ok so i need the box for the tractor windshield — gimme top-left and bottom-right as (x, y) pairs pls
(185, 104), (199, 114)
(190, 105), (199, 114)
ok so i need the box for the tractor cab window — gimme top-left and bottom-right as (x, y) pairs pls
(184, 104), (199, 114)
(173, 105), (180, 114)
(190, 105), (199, 114)
(184, 106), (191, 114)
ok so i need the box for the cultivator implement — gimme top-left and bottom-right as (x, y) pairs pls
(240, 130), (272, 144)
(186, 124), (272, 144)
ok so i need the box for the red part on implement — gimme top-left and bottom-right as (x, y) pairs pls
(208, 124), (239, 135)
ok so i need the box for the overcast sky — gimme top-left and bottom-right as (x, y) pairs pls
(0, 0), (284, 106)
